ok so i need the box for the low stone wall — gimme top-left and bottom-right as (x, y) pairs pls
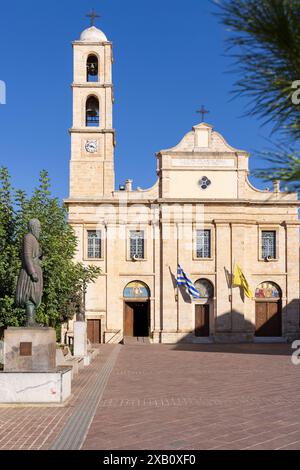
(0, 367), (72, 404)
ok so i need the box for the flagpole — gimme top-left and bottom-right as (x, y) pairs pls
(176, 223), (179, 329)
(230, 225), (233, 331)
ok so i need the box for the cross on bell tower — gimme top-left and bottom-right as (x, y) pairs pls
(86, 9), (100, 27)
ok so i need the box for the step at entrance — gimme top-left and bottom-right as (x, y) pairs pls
(123, 336), (150, 345)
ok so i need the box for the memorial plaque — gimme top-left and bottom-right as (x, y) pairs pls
(20, 342), (32, 357)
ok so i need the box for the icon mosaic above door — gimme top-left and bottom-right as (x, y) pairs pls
(124, 281), (150, 299)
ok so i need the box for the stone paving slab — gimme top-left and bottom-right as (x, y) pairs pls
(0, 345), (115, 450)
(82, 343), (300, 450)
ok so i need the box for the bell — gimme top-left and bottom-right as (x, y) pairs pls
(86, 100), (98, 117)
(87, 107), (97, 117)
(87, 62), (98, 76)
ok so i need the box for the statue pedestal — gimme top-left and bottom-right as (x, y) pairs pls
(0, 328), (72, 404)
(4, 327), (56, 372)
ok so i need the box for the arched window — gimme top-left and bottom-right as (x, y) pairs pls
(87, 55), (99, 82)
(86, 96), (99, 127)
(123, 281), (150, 299)
(255, 282), (281, 300)
(194, 279), (214, 299)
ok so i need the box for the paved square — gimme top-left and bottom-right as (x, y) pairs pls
(83, 343), (300, 450)
(0, 343), (300, 450)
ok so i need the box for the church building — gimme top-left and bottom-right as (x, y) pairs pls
(64, 21), (300, 344)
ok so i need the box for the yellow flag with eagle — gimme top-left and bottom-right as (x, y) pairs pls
(233, 264), (253, 299)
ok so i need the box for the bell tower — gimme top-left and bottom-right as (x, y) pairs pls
(69, 12), (115, 198)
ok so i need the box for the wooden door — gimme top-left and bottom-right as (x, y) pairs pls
(124, 303), (134, 336)
(87, 320), (101, 344)
(195, 305), (210, 337)
(255, 302), (282, 337)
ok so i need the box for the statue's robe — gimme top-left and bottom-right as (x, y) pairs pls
(15, 233), (43, 308)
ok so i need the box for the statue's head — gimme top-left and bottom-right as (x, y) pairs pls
(28, 219), (41, 240)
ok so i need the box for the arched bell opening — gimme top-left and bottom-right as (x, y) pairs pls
(86, 95), (100, 127)
(86, 54), (99, 82)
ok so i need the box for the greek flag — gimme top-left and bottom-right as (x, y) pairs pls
(177, 265), (201, 299)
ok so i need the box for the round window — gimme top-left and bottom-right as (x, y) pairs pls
(199, 176), (211, 190)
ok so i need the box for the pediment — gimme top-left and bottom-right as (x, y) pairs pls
(158, 123), (248, 155)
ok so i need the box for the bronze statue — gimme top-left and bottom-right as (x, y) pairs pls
(15, 219), (43, 327)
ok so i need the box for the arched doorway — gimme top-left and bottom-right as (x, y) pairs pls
(194, 279), (214, 337)
(123, 281), (150, 337)
(255, 282), (282, 337)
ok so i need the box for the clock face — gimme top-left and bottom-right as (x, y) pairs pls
(85, 140), (97, 153)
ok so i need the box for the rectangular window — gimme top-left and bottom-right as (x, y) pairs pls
(130, 230), (145, 259)
(196, 230), (211, 258)
(261, 231), (276, 259)
(87, 230), (102, 259)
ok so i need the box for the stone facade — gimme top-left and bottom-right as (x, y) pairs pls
(64, 25), (300, 344)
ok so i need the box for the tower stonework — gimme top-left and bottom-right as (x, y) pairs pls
(70, 26), (115, 198)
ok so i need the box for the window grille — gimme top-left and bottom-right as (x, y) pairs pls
(130, 231), (145, 259)
(196, 230), (211, 258)
(262, 231), (276, 259)
(87, 230), (101, 258)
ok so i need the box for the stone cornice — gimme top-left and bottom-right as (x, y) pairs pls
(213, 219), (300, 226)
(71, 83), (113, 89)
(282, 221), (300, 226)
(156, 198), (300, 206)
(156, 151), (242, 158)
(69, 128), (115, 135)
(72, 41), (112, 46)
(65, 197), (300, 206)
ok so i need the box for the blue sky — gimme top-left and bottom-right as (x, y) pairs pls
(0, 0), (276, 199)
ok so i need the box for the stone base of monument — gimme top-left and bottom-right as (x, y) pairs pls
(73, 321), (91, 366)
(0, 327), (72, 405)
(0, 368), (72, 404)
(4, 327), (57, 372)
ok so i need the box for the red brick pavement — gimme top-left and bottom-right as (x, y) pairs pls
(0, 343), (299, 450)
(82, 343), (300, 450)
(0, 345), (115, 450)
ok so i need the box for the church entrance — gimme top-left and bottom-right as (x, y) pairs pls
(194, 279), (214, 337)
(195, 305), (210, 337)
(123, 281), (151, 338)
(124, 301), (150, 337)
(255, 282), (282, 337)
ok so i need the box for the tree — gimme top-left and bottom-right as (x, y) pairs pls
(0, 168), (23, 326)
(0, 168), (101, 329)
(216, 0), (300, 186)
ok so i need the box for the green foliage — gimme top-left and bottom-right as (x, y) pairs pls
(0, 168), (101, 328)
(216, 0), (300, 137)
(253, 144), (300, 191)
(215, 0), (300, 186)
